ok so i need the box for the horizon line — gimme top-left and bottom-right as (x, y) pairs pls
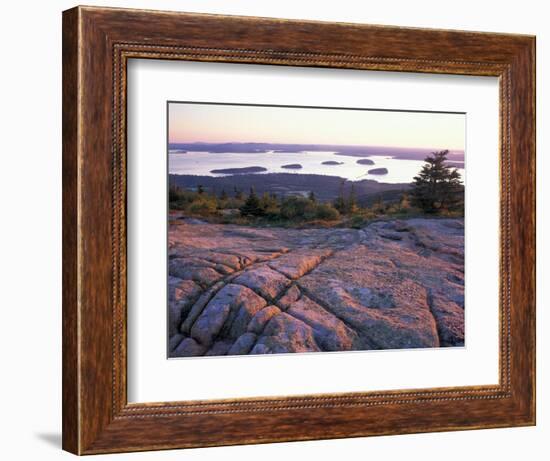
(168, 140), (465, 152)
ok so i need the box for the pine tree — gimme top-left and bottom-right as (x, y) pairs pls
(399, 192), (411, 210)
(411, 150), (463, 213)
(234, 186), (243, 200)
(334, 179), (346, 213)
(168, 185), (182, 203)
(197, 184), (204, 195)
(219, 189), (228, 200)
(308, 191), (316, 202)
(348, 183), (358, 214)
(374, 195), (385, 214)
(259, 192), (273, 209)
(239, 187), (264, 216)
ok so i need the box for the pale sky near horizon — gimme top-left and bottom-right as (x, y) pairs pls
(168, 102), (465, 151)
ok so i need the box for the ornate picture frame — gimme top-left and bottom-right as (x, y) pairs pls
(62, 6), (535, 454)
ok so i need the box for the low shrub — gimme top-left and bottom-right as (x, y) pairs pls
(280, 196), (316, 220)
(315, 203), (340, 221)
(188, 197), (217, 215)
(349, 214), (367, 229)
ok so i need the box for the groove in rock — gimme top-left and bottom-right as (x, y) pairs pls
(179, 250), (296, 345)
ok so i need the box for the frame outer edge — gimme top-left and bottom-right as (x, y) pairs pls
(501, 37), (535, 424)
(531, 36), (537, 425)
(62, 6), (81, 455)
(528, 36), (536, 425)
(63, 6), (536, 454)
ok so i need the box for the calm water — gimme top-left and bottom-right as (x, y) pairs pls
(168, 150), (465, 184)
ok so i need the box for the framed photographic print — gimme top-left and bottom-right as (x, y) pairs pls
(62, 6), (535, 455)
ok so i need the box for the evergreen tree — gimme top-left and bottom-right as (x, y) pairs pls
(219, 189), (228, 200)
(399, 192), (411, 210)
(197, 184), (204, 195)
(239, 188), (264, 216)
(259, 192), (280, 217)
(168, 185), (182, 203)
(234, 186), (243, 200)
(308, 191), (316, 202)
(348, 184), (358, 214)
(374, 195), (386, 214)
(411, 150), (463, 213)
(334, 179), (346, 213)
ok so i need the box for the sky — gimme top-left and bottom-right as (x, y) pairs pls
(168, 102), (465, 151)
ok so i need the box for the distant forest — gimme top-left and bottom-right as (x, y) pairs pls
(169, 173), (408, 207)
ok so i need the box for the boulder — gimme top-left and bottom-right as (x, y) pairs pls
(255, 312), (321, 353)
(247, 305), (282, 334)
(298, 254), (440, 349)
(277, 285), (302, 310)
(227, 332), (257, 355)
(233, 266), (291, 300)
(190, 284), (266, 346)
(250, 343), (271, 354)
(205, 340), (233, 356)
(287, 294), (359, 351)
(180, 281), (225, 334)
(169, 256), (234, 275)
(172, 337), (206, 357)
(268, 249), (331, 280)
(168, 333), (184, 352)
(427, 289), (465, 346)
(223, 289), (268, 339)
(168, 277), (201, 336)
(169, 259), (223, 286)
(203, 252), (243, 271)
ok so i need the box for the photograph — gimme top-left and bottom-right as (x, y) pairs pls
(167, 102), (466, 358)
